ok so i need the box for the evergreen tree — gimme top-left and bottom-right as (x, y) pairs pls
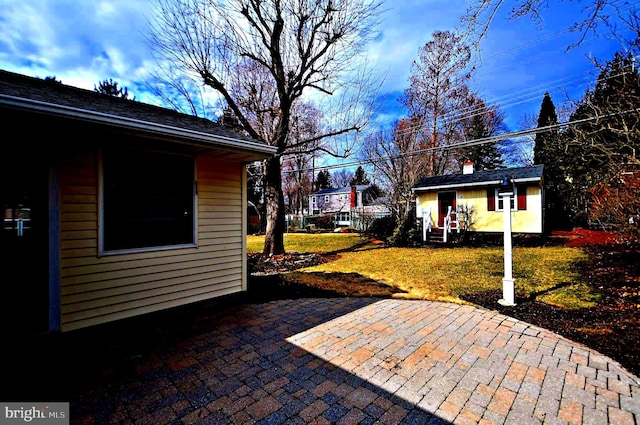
(565, 53), (640, 182)
(315, 170), (332, 191)
(562, 51), (640, 236)
(532, 92), (569, 231)
(94, 78), (132, 99)
(349, 166), (370, 186)
(459, 111), (504, 171)
(533, 92), (558, 166)
(217, 107), (243, 130)
(44, 76), (62, 84)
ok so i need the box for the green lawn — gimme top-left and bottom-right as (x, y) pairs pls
(247, 233), (597, 310)
(247, 232), (365, 254)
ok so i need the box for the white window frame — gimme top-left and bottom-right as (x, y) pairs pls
(495, 187), (518, 212)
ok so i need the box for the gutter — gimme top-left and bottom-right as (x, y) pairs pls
(412, 177), (542, 192)
(0, 94), (277, 156)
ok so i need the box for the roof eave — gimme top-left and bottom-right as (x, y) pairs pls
(412, 176), (542, 192)
(0, 94), (277, 157)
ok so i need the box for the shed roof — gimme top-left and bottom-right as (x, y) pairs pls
(412, 165), (544, 192)
(0, 69), (276, 160)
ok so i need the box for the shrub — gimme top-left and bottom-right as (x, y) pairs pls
(248, 223), (261, 235)
(366, 215), (397, 240)
(305, 214), (335, 231)
(389, 209), (421, 247)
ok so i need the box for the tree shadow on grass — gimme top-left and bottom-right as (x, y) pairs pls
(324, 237), (388, 255)
(248, 271), (405, 302)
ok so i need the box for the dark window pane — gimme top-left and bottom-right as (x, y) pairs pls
(103, 149), (194, 251)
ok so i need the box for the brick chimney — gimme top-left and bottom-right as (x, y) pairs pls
(463, 161), (474, 175)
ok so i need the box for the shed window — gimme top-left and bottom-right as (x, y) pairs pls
(488, 185), (527, 212)
(497, 190), (516, 211)
(102, 148), (195, 252)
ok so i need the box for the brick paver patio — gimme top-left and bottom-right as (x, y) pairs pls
(8, 297), (639, 424)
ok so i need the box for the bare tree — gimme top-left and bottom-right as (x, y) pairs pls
(508, 114), (537, 166)
(403, 30), (474, 176)
(282, 103), (324, 216)
(360, 117), (430, 220)
(333, 169), (355, 188)
(148, 0), (382, 255)
(462, 0), (639, 49)
(145, 66), (218, 119)
(282, 155), (313, 216)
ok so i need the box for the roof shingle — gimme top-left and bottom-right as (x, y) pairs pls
(413, 165), (544, 191)
(0, 69), (271, 149)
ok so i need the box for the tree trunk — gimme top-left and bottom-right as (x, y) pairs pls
(262, 156), (286, 255)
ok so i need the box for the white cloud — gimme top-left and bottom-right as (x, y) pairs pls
(0, 0), (634, 130)
(367, 0), (469, 94)
(0, 0), (154, 89)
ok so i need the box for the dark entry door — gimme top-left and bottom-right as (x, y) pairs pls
(437, 192), (456, 227)
(0, 154), (49, 335)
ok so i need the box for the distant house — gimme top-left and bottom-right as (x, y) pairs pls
(0, 69), (276, 334)
(247, 201), (261, 225)
(307, 185), (389, 229)
(412, 162), (545, 242)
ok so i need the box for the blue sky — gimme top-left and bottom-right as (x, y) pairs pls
(0, 0), (633, 134)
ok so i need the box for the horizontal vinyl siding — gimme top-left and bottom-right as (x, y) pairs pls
(461, 186), (543, 233)
(59, 151), (245, 331)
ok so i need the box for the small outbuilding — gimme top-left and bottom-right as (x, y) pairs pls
(0, 70), (276, 334)
(412, 163), (545, 242)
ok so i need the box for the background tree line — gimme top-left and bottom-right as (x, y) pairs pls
(533, 52), (640, 240)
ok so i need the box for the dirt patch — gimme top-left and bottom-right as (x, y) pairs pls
(248, 252), (337, 275)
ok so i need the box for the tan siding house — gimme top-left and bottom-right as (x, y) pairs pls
(0, 70), (275, 334)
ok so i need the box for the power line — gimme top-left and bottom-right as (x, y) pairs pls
(380, 1), (640, 140)
(281, 107), (640, 174)
(382, 68), (635, 141)
(279, 3), (640, 175)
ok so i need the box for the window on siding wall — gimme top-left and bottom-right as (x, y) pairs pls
(102, 148), (195, 252)
(488, 185), (527, 212)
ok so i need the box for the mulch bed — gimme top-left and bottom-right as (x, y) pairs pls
(248, 228), (640, 377)
(248, 252), (338, 275)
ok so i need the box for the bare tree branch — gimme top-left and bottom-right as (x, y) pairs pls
(147, 0), (383, 254)
(461, 0), (637, 51)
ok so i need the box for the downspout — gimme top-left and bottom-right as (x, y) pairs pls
(241, 163), (248, 291)
(48, 164), (61, 332)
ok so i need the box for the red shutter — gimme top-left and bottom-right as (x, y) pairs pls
(517, 185), (527, 210)
(487, 188), (495, 211)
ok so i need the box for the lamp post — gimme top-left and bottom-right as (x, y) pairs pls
(498, 176), (516, 306)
